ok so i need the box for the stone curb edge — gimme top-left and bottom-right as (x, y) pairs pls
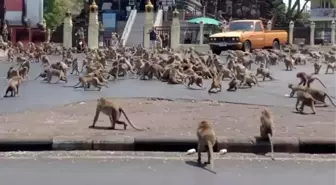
(0, 136), (335, 153)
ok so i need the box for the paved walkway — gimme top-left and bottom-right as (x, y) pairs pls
(0, 98), (334, 139)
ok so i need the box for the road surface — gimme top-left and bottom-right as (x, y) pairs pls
(0, 52), (335, 114)
(0, 151), (335, 185)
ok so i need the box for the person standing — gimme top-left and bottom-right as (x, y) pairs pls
(148, 27), (157, 50)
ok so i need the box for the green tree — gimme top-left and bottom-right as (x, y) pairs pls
(44, 0), (67, 30)
(286, 0), (310, 20)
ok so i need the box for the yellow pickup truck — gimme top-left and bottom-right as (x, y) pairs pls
(208, 19), (288, 55)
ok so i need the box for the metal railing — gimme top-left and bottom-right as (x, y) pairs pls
(121, 9), (137, 46)
(154, 9), (163, 27)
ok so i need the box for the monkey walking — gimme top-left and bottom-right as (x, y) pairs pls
(183, 74), (205, 89)
(296, 72), (327, 88)
(259, 109), (275, 160)
(90, 97), (146, 131)
(313, 61), (322, 74)
(288, 83), (306, 98)
(227, 77), (240, 91)
(196, 120), (217, 171)
(295, 91), (324, 114)
(325, 62), (335, 74)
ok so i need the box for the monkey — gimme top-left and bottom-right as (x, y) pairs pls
(295, 91), (324, 114)
(89, 97), (146, 131)
(208, 72), (224, 93)
(255, 64), (274, 81)
(304, 87), (336, 107)
(70, 58), (80, 75)
(183, 74), (204, 89)
(45, 69), (68, 83)
(19, 66), (30, 80)
(284, 57), (296, 71)
(288, 83), (306, 98)
(2, 76), (24, 98)
(238, 73), (260, 88)
(296, 72), (326, 88)
(325, 62), (335, 74)
(196, 120), (216, 171)
(7, 66), (19, 79)
(313, 61), (322, 74)
(259, 108), (275, 160)
(227, 77), (240, 91)
(34, 70), (48, 80)
(73, 76), (108, 91)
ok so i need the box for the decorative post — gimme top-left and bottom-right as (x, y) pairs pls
(88, 0), (99, 50)
(170, 8), (180, 49)
(199, 21), (204, 45)
(99, 22), (105, 47)
(143, 0), (154, 48)
(331, 20), (335, 46)
(163, 6), (169, 21)
(310, 21), (315, 46)
(267, 20), (272, 31)
(63, 10), (73, 49)
(289, 21), (294, 45)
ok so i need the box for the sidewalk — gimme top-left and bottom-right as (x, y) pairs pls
(0, 98), (335, 153)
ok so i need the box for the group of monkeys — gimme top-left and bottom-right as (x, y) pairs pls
(1, 42), (335, 171)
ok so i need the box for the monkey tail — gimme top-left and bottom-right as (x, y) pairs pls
(314, 78), (327, 88)
(267, 133), (275, 161)
(72, 81), (81, 88)
(207, 140), (215, 170)
(325, 94), (336, 107)
(119, 108), (145, 131)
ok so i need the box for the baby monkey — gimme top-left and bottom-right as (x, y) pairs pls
(197, 120), (217, 170)
(259, 108), (275, 160)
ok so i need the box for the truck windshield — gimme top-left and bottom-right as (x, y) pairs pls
(228, 22), (254, 31)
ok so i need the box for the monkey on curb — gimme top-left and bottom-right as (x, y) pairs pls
(296, 72), (327, 88)
(89, 97), (147, 131)
(197, 120), (217, 171)
(295, 91), (324, 114)
(259, 108), (275, 160)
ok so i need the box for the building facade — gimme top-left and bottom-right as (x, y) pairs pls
(310, 0), (336, 28)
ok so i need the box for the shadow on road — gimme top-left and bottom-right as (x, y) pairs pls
(185, 160), (217, 175)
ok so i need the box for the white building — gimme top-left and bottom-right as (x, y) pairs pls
(309, 0), (336, 28)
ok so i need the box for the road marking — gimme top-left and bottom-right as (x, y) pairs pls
(0, 155), (335, 162)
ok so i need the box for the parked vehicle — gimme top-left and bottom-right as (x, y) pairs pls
(208, 19), (288, 55)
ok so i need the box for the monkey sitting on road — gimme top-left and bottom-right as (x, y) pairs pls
(208, 72), (223, 93)
(197, 120), (217, 171)
(295, 91), (324, 114)
(227, 77), (240, 92)
(296, 72), (326, 88)
(259, 108), (275, 160)
(2, 76), (24, 98)
(89, 97), (146, 131)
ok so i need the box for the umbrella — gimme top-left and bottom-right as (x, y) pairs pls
(187, 17), (220, 25)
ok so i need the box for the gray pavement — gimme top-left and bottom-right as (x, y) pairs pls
(0, 151), (335, 185)
(0, 52), (335, 114)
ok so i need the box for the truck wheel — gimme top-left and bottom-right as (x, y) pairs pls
(272, 40), (280, 50)
(243, 41), (251, 52)
(212, 49), (222, 55)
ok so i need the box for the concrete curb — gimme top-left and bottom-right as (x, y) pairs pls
(0, 136), (334, 153)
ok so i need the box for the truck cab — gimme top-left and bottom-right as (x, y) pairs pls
(208, 20), (288, 55)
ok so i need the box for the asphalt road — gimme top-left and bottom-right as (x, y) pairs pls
(0, 53), (335, 114)
(0, 151), (335, 185)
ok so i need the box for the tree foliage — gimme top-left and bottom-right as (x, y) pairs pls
(44, 0), (84, 30)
